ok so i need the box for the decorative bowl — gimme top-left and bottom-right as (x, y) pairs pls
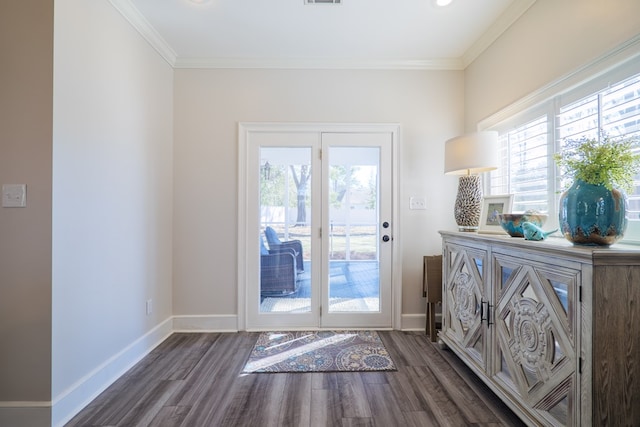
(498, 212), (548, 237)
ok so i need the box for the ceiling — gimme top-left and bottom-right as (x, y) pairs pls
(111, 0), (535, 69)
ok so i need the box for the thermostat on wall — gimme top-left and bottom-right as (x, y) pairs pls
(2, 184), (27, 207)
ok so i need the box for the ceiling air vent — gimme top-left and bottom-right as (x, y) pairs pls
(305, 0), (341, 4)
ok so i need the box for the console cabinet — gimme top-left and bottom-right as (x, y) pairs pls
(439, 231), (640, 426)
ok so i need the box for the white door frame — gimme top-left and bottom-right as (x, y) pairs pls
(237, 122), (402, 331)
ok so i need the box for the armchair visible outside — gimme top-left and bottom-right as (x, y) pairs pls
(260, 236), (299, 296)
(264, 226), (304, 273)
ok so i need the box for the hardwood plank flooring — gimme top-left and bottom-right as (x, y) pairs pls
(65, 331), (525, 427)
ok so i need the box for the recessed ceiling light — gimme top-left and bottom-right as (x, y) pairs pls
(435, 0), (453, 6)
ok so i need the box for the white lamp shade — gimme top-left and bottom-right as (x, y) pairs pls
(444, 131), (499, 175)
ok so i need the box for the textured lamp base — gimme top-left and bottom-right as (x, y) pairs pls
(454, 175), (482, 232)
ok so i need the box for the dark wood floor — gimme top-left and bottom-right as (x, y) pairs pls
(65, 331), (525, 427)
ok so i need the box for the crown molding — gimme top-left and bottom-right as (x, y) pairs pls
(108, 0), (177, 66)
(173, 57), (465, 70)
(109, 0), (529, 71)
(462, 0), (537, 68)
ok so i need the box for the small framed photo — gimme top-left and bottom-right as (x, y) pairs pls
(478, 194), (514, 234)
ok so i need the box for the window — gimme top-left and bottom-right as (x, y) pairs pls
(489, 116), (550, 213)
(487, 63), (640, 243)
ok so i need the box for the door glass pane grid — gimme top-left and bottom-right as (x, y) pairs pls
(257, 145), (385, 315)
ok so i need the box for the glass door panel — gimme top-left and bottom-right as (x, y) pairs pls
(246, 130), (320, 330)
(327, 147), (381, 313)
(259, 147), (312, 314)
(321, 133), (392, 329)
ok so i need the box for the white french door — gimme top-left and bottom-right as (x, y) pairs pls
(320, 133), (393, 328)
(240, 124), (396, 330)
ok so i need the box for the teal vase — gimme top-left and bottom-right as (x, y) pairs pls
(558, 179), (628, 246)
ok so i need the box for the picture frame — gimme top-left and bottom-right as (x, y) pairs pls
(478, 194), (514, 234)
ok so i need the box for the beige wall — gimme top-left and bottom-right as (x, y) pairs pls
(173, 69), (463, 323)
(465, 0), (640, 130)
(0, 0), (54, 417)
(51, 0), (174, 422)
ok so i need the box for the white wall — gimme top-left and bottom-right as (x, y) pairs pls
(0, 1), (53, 426)
(173, 69), (463, 327)
(465, 0), (640, 130)
(52, 0), (174, 424)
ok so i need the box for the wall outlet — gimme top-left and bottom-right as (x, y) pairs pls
(409, 196), (427, 210)
(146, 299), (152, 316)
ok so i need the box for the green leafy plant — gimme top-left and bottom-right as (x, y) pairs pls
(554, 132), (640, 193)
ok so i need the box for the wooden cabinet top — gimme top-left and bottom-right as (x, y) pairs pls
(439, 230), (640, 265)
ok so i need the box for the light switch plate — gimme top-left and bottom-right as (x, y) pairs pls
(2, 184), (27, 207)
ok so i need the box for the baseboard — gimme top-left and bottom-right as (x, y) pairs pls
(0, 405), (51, 427)
(401, 313), (427, 331)
(173, 313), (427, 333)
(51, 317), (173, 427)
(172, 314), (238, 332)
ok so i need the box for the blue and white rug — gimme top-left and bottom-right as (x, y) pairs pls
(242, 330), (396, 373)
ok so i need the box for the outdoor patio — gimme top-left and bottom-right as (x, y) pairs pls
(259, 260), (380, 313)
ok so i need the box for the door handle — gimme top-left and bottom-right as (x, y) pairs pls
(487, 303), (494, 327)
(382, 221), (390, 228)
(382, 235), (390, 242)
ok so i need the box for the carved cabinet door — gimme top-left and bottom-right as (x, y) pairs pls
(442, 242), (490, 373)
(492, 252), (579, 427)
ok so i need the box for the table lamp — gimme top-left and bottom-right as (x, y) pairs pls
(444, 131), (499, 231)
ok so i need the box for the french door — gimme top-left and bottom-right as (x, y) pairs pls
(240, 124), (396, 330)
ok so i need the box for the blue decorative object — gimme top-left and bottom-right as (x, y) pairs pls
(498, 211), (548, 237)
(522, 222), (557, 241)
(559, 179), (627, 246)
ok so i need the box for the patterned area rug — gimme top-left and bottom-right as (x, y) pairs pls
(242, 330), (396, 373)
